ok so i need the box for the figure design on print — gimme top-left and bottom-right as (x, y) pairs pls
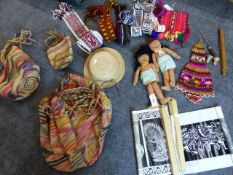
(182, 120), (229, 161)
(143, 123), (168, 162)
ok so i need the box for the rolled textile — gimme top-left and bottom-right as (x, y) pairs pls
(0, 31), (40, 101)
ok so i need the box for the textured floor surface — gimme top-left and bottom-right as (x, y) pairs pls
(0, 0), (233, 175)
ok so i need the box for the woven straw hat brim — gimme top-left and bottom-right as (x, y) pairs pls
(84, 47), (125, 88)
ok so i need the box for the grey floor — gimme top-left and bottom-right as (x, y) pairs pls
(0, 0), (233, 175)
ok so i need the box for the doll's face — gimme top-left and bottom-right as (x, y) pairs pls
(149, 40), (161, 51)
(138, 54), (149, 64)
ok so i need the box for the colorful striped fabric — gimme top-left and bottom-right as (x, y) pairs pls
(159, 10), (190, 45)
(39, 73), (112, 172)
(47, 36), (73, 69)
(176, 43), (214, 104)
(84, 0), (119, 42)
(0, 46), (40, 101)
(53, 3), (103, 53)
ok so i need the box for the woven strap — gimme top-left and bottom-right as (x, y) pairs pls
(84, 0), (121, 42)
(99, 12), (116, 42)
(53, 2), (103, 52)
(0, 30), (35, 65)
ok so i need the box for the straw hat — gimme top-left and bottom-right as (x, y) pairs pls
(84, 47), (125, 88)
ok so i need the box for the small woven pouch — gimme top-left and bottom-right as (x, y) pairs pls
(45, 31), (73, 69)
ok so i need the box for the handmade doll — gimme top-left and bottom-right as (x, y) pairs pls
(148, 39), (181, 91)
(176, 42), (214, 104)
(133, 45), (171, 105)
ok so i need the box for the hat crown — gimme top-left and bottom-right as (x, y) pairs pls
(89, 51), (117, 81)
(84, 47), (125, 88)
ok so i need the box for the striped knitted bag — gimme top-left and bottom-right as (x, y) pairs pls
(39, 73), (112, 172)
(0, 31), (40, 101)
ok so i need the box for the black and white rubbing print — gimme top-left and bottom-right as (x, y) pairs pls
(135, 110), (171, 175)
(143, 121), (168, 163)
(181, 119), (230, 161)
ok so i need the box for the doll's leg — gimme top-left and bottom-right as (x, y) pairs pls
(162, 71), (171, 91)
(168, 69), (175, 87)
(146, 83), (154, 95)
(151, 82), (171, 105)
(146, 83), (158, 106)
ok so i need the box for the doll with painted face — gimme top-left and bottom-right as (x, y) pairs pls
(148, 39), (181, 91)
(133, 45), (171, 105)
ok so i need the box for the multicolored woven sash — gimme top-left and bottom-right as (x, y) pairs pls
(39, 73), (112, 172)
(53, 2), (103, 53)
(84, 0), (119, 42)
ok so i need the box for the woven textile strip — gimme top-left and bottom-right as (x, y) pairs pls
(64, 12), (102, 51)
(39, 73), (112, 172)
(98, 12), (116, 42)
(84, 0), (119, 42)
(53, 3), (103, 52)
(114, 5), (129, 44)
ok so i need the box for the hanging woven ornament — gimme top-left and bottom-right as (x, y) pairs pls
(45, 31), (73, 69)
(0, 30), (40, 101)
(176, 42), (214, 104)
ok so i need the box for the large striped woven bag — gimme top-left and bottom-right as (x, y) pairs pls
(39, 73), (112, 172)
(0, 31), (40, 101)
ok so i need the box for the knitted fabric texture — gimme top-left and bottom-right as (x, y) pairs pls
(0, 46), (40, 101)
(39, 73), (112, 172)
(46, 35), (73, 69)
(176, 43), (214, 104)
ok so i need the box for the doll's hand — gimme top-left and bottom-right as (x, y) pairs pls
(133, 79), (138, 86)
(176, 56), (182, 59)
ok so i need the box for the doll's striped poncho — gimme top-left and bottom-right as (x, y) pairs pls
(176, 42), (214, 104)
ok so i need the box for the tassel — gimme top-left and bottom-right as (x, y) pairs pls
(153, 0), (167, 18)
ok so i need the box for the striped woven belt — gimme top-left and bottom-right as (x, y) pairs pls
(84, 0), (121, 42)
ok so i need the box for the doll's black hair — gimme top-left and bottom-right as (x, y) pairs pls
(135, 45), (153, 70)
